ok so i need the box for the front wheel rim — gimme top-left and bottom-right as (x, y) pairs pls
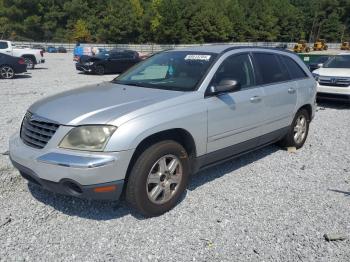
(0, 66), (14, 79)
(146, 154), (183, 204)
(293, 115), (307, 144)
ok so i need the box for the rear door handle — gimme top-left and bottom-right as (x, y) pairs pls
(288, 87), (296, 94)
(250, 96), (262, 103)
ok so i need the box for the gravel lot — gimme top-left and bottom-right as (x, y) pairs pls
(0, 53), (350, 261)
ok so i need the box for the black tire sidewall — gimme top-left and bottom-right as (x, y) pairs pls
(95, 65), (104, 75)
(126, 141), (190, 217)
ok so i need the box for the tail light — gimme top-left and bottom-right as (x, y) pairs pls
(40, 51), (44, 57)
(18, 58), (25, 65)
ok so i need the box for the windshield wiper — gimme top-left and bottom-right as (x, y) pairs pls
(111, 80), (147, 87)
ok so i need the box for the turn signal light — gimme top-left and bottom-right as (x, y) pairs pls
(18, 58), (25, 65)
(93, 185), (117, 193)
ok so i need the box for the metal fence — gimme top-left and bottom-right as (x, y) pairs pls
(12, 41), (343, 53)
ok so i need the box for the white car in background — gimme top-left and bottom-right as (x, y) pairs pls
(0, 40), (45, 69)
(313, 53), (350, 102)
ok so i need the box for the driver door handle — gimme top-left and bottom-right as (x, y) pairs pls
(288, 87), (296, 94)
(250, 96), (262, 103)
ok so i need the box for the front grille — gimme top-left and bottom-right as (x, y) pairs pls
(20, 112), (60, 149)
(319, 77), (350, 87)
(317, 93), (350, 101)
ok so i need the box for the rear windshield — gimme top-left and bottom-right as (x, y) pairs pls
(113, 51), (217, 91)
(324, 55), (350, 68)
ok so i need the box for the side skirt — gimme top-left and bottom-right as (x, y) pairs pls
(193, 127), (289, 173)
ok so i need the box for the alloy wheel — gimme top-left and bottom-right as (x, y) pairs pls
(293, 115), (307, 144)
(24, 58), (33, 69)
(146, 154), (183, 204)
(0, 66), (14, 79)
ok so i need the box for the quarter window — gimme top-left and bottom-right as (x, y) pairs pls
(280, 55), (308, 79)
(253, 53), (290, 84)
(0, 42), (8, 49)
(211, 54), (255, 89)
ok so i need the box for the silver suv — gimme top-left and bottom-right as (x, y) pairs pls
(10, 46), (316, 216)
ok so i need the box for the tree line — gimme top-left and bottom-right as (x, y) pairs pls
(0, 0), (349, 44)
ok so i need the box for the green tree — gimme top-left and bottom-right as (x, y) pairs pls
(72, 19), (91, 42)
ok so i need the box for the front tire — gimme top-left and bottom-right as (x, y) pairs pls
(94, 65), (105, 75)
(126, 140), (190, 217)
(278, 109), (310, 149)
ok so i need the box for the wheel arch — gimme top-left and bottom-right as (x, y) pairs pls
(123, 128), (197, 187)
(298, 104), (313, 120)
(21, 54), (37, 64)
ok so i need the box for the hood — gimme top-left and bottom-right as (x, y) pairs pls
(313, 68), (350, 77)
(29, 82), (185, 125)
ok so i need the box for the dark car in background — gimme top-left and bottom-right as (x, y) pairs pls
(275, 43), (288, 49)
(75, 49), (142, 75)
(32, 44), (46, 53)
(0, 53), (27, 79)
(58, 46), (67, 53)
(47, 46), (58, 53)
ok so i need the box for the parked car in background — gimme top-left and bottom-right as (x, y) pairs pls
(10, 46), (316, 216)
(75, 49), (141, 75)
(313, 53), (350, 102)
(308, 56), (331, 72)
(73, 45), (109, 61)
(275, 43), (288, 49)
(57, 46), (67, 53)
(47, 46), (58, 53)
(32, 44), (46, 53)
(0, 53), (27, 79)
(0, 40), (45, 69)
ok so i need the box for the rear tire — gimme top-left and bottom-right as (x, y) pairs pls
(278, 109), (310, 149)
(0, 65), (15, 79)
(95, 65), (105, 75)
(126, 140), (190, 217)
(23, 57), (35, 69)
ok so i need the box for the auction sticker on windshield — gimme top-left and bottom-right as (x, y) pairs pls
(185, 55), (211, 61)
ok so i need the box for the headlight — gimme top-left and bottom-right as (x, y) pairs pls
(59, 125), (117, 151)
(84, 62), (94, 66)
(312, 73), (319, 81)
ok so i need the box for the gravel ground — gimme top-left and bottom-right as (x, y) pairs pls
(0, 53), (350, 261)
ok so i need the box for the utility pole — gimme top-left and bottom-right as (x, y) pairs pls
(340, 24), (345, 43)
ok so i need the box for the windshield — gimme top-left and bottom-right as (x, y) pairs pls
(324, 55), (350, 68)
(113, 51), (217, 91)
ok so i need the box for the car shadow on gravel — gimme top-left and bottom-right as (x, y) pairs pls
(188, 145), (279, 191)
(328, 189), (350, 197)
(27, 145), (278, 220)
(317, 101), (350, 110)
(27, 183), (146, 220)
(12, 75), (32, 79)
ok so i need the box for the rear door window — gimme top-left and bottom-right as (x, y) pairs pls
(280, 55), (308, 79)
(253, 53), (290, 84)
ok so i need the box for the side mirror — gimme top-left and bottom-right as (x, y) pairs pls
(317, 63), (324, 68)
(210, 79), (241, 95)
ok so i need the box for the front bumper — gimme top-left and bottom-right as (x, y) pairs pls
(11, 158), (124, 200)
(317, 83), (350, 102)
(9, 131), (134, 200)
(75, 63), (93, 73)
